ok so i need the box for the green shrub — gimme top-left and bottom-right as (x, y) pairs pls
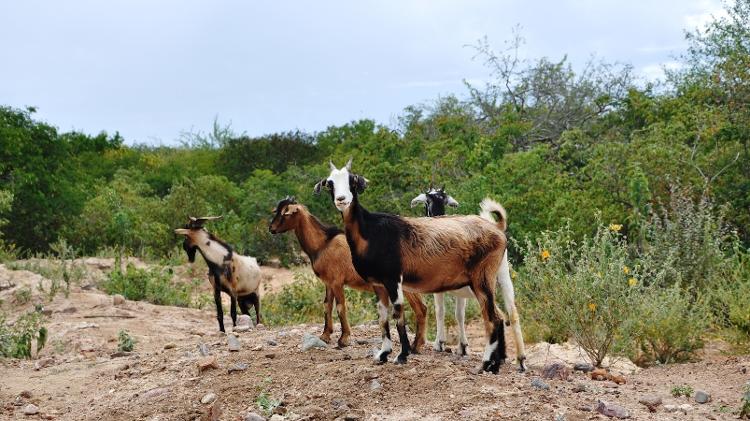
(102, 258), (199, 307)
(671, 384), (694, 398)
(117, 329), (135, 352)
(0, 310), (47, 358)
(629, 284), (707, 365)
(518, 222), (642, 366)
(13, 287), (31, 305)
(711, 247), (750, 334)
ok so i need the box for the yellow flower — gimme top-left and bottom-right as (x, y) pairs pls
(540, 249), (551, 261)
(588, 302), (597, 313)
(511, 270), (518, 280)
(622, 266), (630, 275)
(609, 224), (623, 232)
(628, 278), (637, 287)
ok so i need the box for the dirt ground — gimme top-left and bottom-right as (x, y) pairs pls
(1, 261), (748, 420)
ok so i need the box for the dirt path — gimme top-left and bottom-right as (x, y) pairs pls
(1, 263), (748, 420)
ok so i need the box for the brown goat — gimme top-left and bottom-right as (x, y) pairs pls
(269, 196), (427, 350)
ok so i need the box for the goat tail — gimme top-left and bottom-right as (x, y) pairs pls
(479, 198), (507, 232)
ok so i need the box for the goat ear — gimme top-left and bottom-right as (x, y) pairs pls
(447, 195), (459, 208)
(329, 160), (337, 171)
(345, 157), (353, 171)
(313, 178), (326, 195)
(174, 228), (190, 235)
(353, 175), (368, 194)
(410, 193), (428, 208)
(284, 205), (300, 215)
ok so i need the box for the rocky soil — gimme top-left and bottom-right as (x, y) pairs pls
(1, 260), (748, 420)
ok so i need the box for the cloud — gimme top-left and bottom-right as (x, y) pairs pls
(638, 61), (683, 82)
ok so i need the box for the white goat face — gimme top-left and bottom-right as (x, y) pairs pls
(329, 166), (353, 211)
(314, 159), (367, 212)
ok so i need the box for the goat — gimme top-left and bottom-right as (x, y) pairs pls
(175, 217), (262, 332)
(411, 187), (526, 363)
(315, 159), (526, 373)
(268, 196), (427, 350)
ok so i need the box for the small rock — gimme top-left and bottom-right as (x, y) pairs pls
(609, 374), (627, 385)
(234, 325), (251, 332)
(268, 415), (285, 421)
(251, 345), (263, 351)
(694, 390), (711, 404)
(266, 339), (278, 346)
(141, 387), (169, 400)
(574, 362), (594, 372)
(531, 378), (550, 390)
(572, 383), (588, 393)
(198, 343), (210, 356)
(112, 294), (125, 305)
(237, 314), (253, 327)
(19, 391), (32, 399)
(198, 356), (219, 373)
(244, 412), (266, 421)
(227, 335), (241, 352)
(228, 363), (248, 373)
(163, 343), (176, 350)
(13, 396), (24, 406)
(256, 323), (265, 329)
(23, 404), (39, 415)
(638, 394), (662, 412)
(34, 357), (54, 370)
(596, 400), (630, 418)
(109, 351), (132, 358)
(201, 393), (217, 404)
(664, 404), (693, 414)
(542, 362), (570, 380)
(203, 400), (221, 421)
(370, 379), (382, 391)
(264, 353), (276, 359)
(61, 307), (77, 313)
(576, 404), (593, 412)
(555, 414), (566, 421)
(302, 333), (327, 351)
(591, 368), (608, 381)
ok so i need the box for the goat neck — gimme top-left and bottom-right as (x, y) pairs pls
(293, 207), (331, 259)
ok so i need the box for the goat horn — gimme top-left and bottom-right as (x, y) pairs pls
(345, 157), (353, 171)
(329, 160), (337, 171)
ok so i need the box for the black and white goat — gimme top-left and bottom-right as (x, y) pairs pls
(175, 217), (262, 332)
(411, 187), (526, 363)
(315, 159), (525, 373)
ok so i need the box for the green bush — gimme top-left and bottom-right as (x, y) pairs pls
(13, 287), (31, 305)
(0, 310), (47, 358)
(101, 258), (199, 307)
(518, 222), (642, 366)
(629, 284), (707, 365)
(711, 246), (750, 334)
(117, 329), (135, 352)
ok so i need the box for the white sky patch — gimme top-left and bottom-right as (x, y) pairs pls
(683, 0), (727, 30)
(638, 61), (683, 82)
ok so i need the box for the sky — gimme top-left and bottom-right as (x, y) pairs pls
(0, 0), (726, 145)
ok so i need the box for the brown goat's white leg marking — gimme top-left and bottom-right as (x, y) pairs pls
(433, 293), (447, 352)
(498, 251), (527, 372)
(374, 300), (392, 363)
(455, 296), (468, 356)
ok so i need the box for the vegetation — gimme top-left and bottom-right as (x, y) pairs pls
(0, 309), (47, 358)
(117, 329), (136, 352)
(101, 257), (200, 308)
(671, 384), (695, 398)
(0, 1), (747, 365)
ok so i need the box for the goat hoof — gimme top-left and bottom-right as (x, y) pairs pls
(433, 341), (445, 352)
(376, 350), (391, 364)
(482, 358), (503, 374)
(319, 334), (332, 344)
(410, 342), (421, 354)
(394, 355), (408, 365)
(337, 337), (350, 348)
(459, 343), (468, 356)
(517, 357), (527, 373)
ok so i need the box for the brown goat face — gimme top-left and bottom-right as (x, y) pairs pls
(314, 159), (367, 212)
(269, 196), (300, 234)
